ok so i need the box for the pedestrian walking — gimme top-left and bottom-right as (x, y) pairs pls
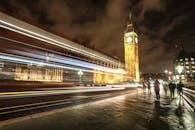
(154, 79), (160, 101)
(177, 81), (184, 96)
(163, 82), (168, 95)
(177, 81), (184, 105)
(142, 81), (147, 94)
(147, 80), (151, 94)
(168, 81), (176, 99)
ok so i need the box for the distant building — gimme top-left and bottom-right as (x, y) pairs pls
(174, 50), (195, 82)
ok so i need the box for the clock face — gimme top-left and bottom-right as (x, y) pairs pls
(135, 37), (138, 43)
(126, 36), (132, 43)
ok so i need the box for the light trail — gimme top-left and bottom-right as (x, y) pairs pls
(0, 52), (92, 73)
(0, 12), (124, 67)
(0, 12), (130, 81)
(0, 35), (91, 63)
(9, 49), (122, 73)
(0, 52), (126, 77)
(0, 87), (125, 99)
(0, 35), (124, 74)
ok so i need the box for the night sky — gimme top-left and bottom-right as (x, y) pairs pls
(0, 0), (195, 73)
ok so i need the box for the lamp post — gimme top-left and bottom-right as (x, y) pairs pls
(78, 70), (83, 84)
(164, 70), (168, 81)
(168, 71), (172, 81)
(176, 65), (183, 82)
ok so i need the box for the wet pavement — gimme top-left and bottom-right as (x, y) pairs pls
(0, 88), (194, 130)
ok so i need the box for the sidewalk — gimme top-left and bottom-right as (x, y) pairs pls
(146, 88), (195, 130)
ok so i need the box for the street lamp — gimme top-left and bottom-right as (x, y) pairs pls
(164, 70), (168, 81)
(168, 71), (172, 81)
(176, 65), (183, 82)
(78, 70), (83, 84)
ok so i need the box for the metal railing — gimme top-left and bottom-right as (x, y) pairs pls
(183, 87), (195, 112)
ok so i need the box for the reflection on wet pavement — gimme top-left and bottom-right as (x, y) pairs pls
(0, 88), (194, 130)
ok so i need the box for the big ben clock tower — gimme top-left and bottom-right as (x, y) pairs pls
(124, 13), (140, 82)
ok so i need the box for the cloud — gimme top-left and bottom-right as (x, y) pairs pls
(37, 0), (129, 59)
(158, 15), (189, 37)
(1, 0), (193, 73)
(138, 0), (167, 19)
(141, 0), (166, 11)
(134, 0), (189, 73)
(139, 35), (177, 73)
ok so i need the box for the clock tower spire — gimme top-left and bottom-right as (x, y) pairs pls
(127, 12), (134, 32)
(124, 12), (140, 82)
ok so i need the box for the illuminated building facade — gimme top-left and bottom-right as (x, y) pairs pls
(93, 68), (124, 84)
(15, 65), (63, 82)
(124, 15), (140, 82)
(174, 50), (195, 82)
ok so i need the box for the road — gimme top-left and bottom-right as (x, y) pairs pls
(0, 86), (134, 121)
(0, 87), (194, 130)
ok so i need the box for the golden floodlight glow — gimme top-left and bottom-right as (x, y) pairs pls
(124, 19), (140, 82)
(93, 68), (125, 84)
